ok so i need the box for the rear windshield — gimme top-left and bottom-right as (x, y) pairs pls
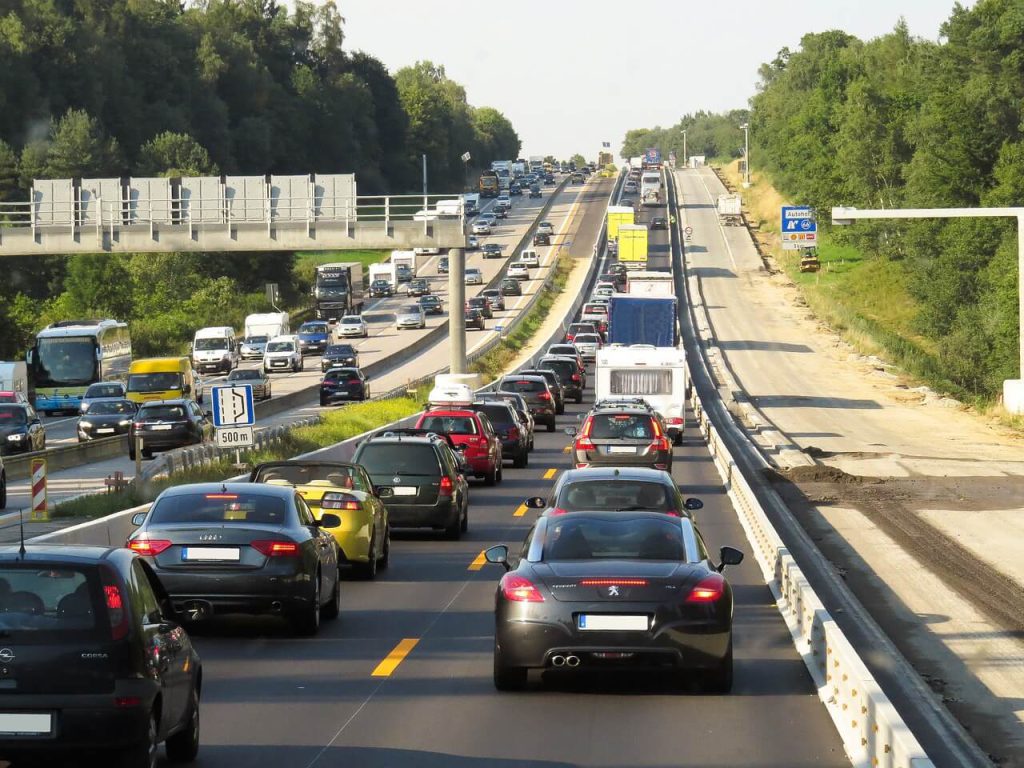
(85, 383), (123, 398)
(575, 334), (601, 343)
(228, 370), (261, 381)
(86, 400), (135, 415)
(540, 360), (575, 379)
(583, 304), (608, 314)
(254, 464), (370, 492)
(549, 346), (578, 357)
(324, 369), (359, 381)
(127, 372), (181, 392)
(541, 517), (685, 561)
(499, 379), (545, 393)
(357, 443), (440, 476)
(149, 491), (289, 525)
(557, 481), (676, 512)
(569, 324), (595, 333)
(589, 413), (655, 439)
(300, 323), (328, 334)
(0, 565), (102, 638)
(419, 415), (478, 435)
(472, 404), (514, 426)
(139, 405), (187, 420)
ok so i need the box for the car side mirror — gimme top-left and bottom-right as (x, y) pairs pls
(131, 512), (147, 527)
(372, 485), (382, 497)
(717, 546), (744, 573)
(683, 498), (704, 511)
(485, 544), (510, 571)
(318, 513), (342, 528)
(564, 426), (577, 437)
(525, 496), (546, 509)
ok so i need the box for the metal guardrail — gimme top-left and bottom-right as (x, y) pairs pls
(666, 170), (938, 767)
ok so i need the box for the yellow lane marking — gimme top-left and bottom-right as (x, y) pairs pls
(468, 550), (488, 571)
(563, 445), (571, 453)
(543, 468), (558, 480)
(514, 503), (528, 517)
(371, 638), (420, 677)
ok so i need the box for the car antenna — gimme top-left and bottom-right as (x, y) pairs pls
(17, 507), (26, 558)
(221, 483), (228, 494)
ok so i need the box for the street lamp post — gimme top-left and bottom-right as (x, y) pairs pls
(740, 123), (750, 188)
(682, 130), (687, 169)
(832, 205), (1024, 413)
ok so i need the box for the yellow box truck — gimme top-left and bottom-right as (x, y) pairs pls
(606, 206), (635, 241)
(617, 224), (648, 270)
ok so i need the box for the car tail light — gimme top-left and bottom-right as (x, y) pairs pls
(686, 574), (726, 603)
(575, 417), (595, 451)
(114, 696), (142, 708)
(348, 377), (361, 385)
(580, 578), (648, 586)
(537, 392), (551, 401)
(321, 492), (360, 511)
(651, 436), (671, 452)
(127, 538), (172, 557)
(571, 374), (581, 382)
(565, 334), (575, 342)
(252, 540), (300, 557)
(664, 510), (681, 517)
(666, 417), (684, 426)
(550, 507), (569, 515)
(100, 567), (129, 641)
(507, 427), (520, 441)
(132, 422), (144, 429)
(500, 573), (544, 602)
(439, 476), (454, 496)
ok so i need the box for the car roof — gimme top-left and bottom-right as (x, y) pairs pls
(158, 481), (296, 500)
(138, 398), (189, 407)
(0, 545), (128, 565)
(588, 406), (653, 416)
(500, 374), (547, 383)
(556, 466), (675, 484)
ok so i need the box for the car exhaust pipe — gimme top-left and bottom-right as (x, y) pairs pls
(270, 601), (283, 612)
(565, 655), (581, 667)
(551, 655), (566, 667)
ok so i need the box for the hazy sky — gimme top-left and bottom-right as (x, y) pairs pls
(333, 0), (969, 160)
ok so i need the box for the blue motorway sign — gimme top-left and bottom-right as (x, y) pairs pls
(780, 206), (817, 249)
(211, 384), (255, 428)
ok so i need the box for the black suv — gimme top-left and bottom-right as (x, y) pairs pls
(129, 399), (212, 460)
(537, 355), (584, 403)
(321, 343), (359, 372)
(468, 400), (529, 468)
(0, 545), (202, 766)
(518, 369), (566, 415)
(500, 278), (522, 297)
(533, 231), (551, 246)
(352, 431), (470, 539)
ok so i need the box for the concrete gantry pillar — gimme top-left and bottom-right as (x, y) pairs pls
(448, 248), (467, 374)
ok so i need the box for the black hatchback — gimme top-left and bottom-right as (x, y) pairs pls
(321, 366), (370, 404)
(321, 344), (359, 372)
(468, 401), (529, 468)
(500, 278), (523, 297)
(128, 399), (212, 460)
(0, 545), (202, 766)
(496, 375), (556, 431)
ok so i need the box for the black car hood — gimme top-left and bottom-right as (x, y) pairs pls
(0, 424), (26, 437)
(79, 413), (130, 427)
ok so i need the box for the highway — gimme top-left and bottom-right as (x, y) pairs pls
(2, 177), (607, 516)
(156, 388), (845, 768)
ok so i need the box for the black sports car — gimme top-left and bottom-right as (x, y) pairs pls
(485, 511), (743, 691)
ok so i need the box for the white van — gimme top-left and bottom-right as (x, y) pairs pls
(192, 326), (239, 374)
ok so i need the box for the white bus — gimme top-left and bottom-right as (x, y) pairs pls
(28, 319), (132, 414)
(640, 171), (662, 206)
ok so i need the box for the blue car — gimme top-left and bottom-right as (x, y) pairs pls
(297, 321), (330, 356)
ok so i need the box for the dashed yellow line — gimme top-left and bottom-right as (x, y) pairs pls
(468, 550), (487, 571)
(543, 468), (558, 480)
(563, 445), (571, 453)
(514, 503), (528, 517)
(371, 638), (419, 677)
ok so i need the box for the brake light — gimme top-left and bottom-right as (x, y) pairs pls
(252, 540), (300, 557)
(651, 436), (671, 452)
(686, 574), (726, 603)
(500, 573), (544, 602)
(550, 507), (569, 515)
(565, 334), (575, 342)
(507, 427), (520, 441)
(321, 492), (361, 511)
(348, 378), (361, 385)
(580, 578), (648, 586)
(127, 538), (172, 557)
(665, 510), (681, 517)
(571, 374), (581, 382)
(100, 567), (129, 641)
(537, 392), (551, 401)
(114, 696), (142, 708)
(576, 416), (595, 451)
(439, 476), (454, 496)
(205, 493), (239, 500)
(666, 417), (684, 426)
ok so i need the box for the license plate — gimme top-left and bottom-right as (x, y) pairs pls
(607, 446), (637, 454)
(182, 547), (240, 561)
(151, 424), (173, 431)
(96, 428), (115, 434)
(392, 486), (417, 496)
(578, 614), (648, 631)
(0, 712), (53, 735)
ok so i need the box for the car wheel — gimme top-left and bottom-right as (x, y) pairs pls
(165, 687), (200, 763)
(673, 433), (683, 446)
(118, 709), (158, 768)
(493, 641), (527, 691)
(496, 464), (503, 484)
(322, 567), (341, 619)
(354, 532), (378, 580)
(546, 420), (556, 433)
(556, 402), (565, 415)
(444, 511), (462, 541)
(485, 466), (497, 487)
(513, 450), (526, 469)
(128, 447), (136, 461)
(529, 436), (535, 451)
(319, 398), (328, 407)
(702, 641), (733, 693)
(292, 576), (321, 637)
(378, 526), (391, 569)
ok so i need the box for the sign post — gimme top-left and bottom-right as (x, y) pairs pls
(780, 206), (817, 250)
(211, 384), (256, 457)
(30, 458), (48, 521)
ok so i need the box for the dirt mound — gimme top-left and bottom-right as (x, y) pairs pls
(776, 464), (861, 484)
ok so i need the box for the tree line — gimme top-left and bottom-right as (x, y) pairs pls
(0, 0), (520, 360)
(626, 0), (1021, 400)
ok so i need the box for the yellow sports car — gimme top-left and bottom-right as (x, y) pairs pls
(250, 461), (390, 578)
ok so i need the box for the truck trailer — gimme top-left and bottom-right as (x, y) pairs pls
(626, 271), (675, 296)
(606, 295), (678, 347)
(617, 224), (649, 270)
(606, 206), (635, 241)
(596, 344), (687, 444)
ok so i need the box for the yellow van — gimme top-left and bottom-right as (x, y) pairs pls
(126, 357), (202, 404)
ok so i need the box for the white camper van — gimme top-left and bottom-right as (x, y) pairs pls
(595, 345), (687, 444)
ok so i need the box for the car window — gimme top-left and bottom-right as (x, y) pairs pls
(139, 404), (186, 420)
(356, 443), (441, 475)
(149, 491), (290, 525)
(474, 404), (513, 425)
(254, 463), (369, 491)
(84, 400), (135, 415)
(541, 516), (685, 561)
(0, 564), (102, 639)
(557, 481), (675, 511)
(499, 379), (544, 393)
(420, 415), (478, 435)
(130, 560), (162, 624)
(86, 383), (123, 398)
(575, 334), (601, 343)
(589, 414), (655, 440)
(295, 495), (316, 527)
(266, 341), (294, 353)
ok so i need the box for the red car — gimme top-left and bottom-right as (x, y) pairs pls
(415, 408), (504, 485)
